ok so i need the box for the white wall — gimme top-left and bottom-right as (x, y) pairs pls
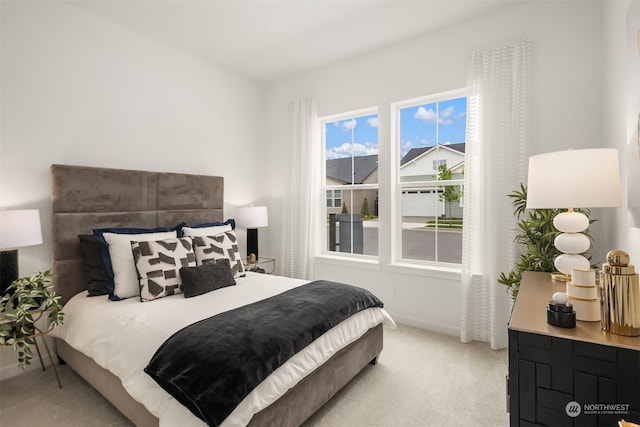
(2, 0), (633, 377)
(264, 1), (610, 335)
(603, 0), (640, 263)
(0, 1), (265, 378)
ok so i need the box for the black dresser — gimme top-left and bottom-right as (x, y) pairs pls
(508, 272), (640, 426)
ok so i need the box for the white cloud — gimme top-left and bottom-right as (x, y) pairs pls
(413, 105), (459, 125)
(367, 117), (378, 128)
(326, 150), (345, 160)
(439, 106), (455, 125)
(413, 106), (436, 123)
(334, 118), (357, 132)
(327, 142), (378, 159)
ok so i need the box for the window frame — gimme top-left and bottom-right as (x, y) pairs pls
(320, 107), (379, 260)
(391, 88), (467, 268)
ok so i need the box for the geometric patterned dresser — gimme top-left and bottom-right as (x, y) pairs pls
(508, 272), (640, 426)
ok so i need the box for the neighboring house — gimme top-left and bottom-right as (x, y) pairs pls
(325, 144), (465, 219)
(326, 154), (378, 216)
(400, 143), (465, 218)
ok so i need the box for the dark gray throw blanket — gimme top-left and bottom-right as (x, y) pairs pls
(144, 280), (384, 426)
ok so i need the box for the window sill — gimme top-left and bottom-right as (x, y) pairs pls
(314, 255), (461, 278)
(314, 254), (381, 271)
(386, 262), (462, 279)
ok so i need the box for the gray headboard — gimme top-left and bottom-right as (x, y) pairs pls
(50, 164), (224, 305)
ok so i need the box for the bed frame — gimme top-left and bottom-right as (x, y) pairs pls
(50, 164), (383, 427)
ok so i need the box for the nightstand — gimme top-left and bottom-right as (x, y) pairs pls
(245, 257), (275, 274)
(508, 272), (639, 425)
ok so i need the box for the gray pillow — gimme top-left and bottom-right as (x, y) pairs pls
(179, 258), (236, 298)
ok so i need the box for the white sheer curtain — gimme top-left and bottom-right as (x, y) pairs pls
(460, 38), (531, 350)
(280, 97), (319, 280)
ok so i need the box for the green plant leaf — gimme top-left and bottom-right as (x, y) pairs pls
(0, 269), (63, 368)
(499, 184), (593, 300)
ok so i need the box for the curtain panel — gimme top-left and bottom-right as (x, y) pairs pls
(280, 97), (319, 280)
(460, 38), (532, 350)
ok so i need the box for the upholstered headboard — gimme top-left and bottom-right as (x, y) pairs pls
(50, 164), (224, 305)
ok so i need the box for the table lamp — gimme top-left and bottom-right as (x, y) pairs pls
(236, 206), (268, 261)
(526, 148), (622, 281)
(0, 209), (43, 295)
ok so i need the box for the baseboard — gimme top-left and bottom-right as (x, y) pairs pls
(388, 312), (460, 337)
(0, 339), (55, 381)
(0, 356), (50, 381)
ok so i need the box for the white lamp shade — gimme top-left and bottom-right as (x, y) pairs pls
(526, 148), (622, 209)
(236, 206), (269, 228)
(0, 209), (43, 250)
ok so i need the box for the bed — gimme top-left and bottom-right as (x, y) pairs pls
(50, 164), (393, 427)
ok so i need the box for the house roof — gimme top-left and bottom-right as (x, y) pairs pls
(326, 155), (378, 184)
(400, 143), (465, 166)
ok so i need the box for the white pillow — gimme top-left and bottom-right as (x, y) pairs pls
(131, 237), (196, 302)
(191, 230), (246, 278)
(182, 224), (232, 237)
(103, 231), (176, 299)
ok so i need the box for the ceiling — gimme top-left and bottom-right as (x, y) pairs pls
(66, 0), (523, 83)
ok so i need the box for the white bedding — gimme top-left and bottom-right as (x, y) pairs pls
(54, 273), (395, 427)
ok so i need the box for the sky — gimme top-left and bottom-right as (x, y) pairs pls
(325, 114), (379, 160)
(324, 96), (467, 161)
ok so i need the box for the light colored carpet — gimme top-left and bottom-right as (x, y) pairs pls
(0, 325), (509, 427)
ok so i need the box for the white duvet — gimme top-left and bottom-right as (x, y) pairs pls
(54, 273), (395, 427)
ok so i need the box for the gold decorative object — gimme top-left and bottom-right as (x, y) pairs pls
(606, 249), (630, 266)
(599, 250), (640, 336)
(246, 253), (256, 265)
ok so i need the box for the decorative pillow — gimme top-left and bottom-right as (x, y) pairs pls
(179, 258), (236, 298)
(191, 230), (246, 278)
(96, 229), (177, 300)
(181, 219), (235, 237)
(132, 237), (196, 302)
(77, 235), (109, 296)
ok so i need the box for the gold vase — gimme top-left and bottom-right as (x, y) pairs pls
(599, 250), (640, 336)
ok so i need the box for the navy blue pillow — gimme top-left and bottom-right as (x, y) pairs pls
(93, 224), (184, 301)
(185, 218), (235, 232)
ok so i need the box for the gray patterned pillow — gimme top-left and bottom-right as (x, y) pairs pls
(191, 230), (246, 278)
(131, 237), (196, 302)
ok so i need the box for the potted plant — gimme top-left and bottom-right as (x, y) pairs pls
(498, 184), (593, 299)
(0, 269), (64, 368)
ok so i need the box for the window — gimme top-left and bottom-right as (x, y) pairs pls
(394, 89), (467, 265)
(326, 189), (342, 208)
(432, 159), (447, 170)
(322, 109), (379, 257)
